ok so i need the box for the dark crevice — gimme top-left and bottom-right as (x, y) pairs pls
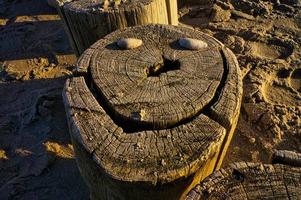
(232, 169), (244, 182)
(202, 49), (230, 129)
(86, 71), (155, 133)
(207, 50), (237, 173)
(277, 69), (291, 78)
(145, 56), (181, 77)
(203, 49), (235, 172)
(84, 48), (230, 134)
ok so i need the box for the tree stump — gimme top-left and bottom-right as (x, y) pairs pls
(185, 162), (301, 199)
(62, 24), (242, 199)
(54, 0), (178, 56)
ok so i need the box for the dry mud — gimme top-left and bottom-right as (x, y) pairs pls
(0, 0), (301, 199)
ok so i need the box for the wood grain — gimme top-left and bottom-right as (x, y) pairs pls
(54, 0), (178, 56)
(185, 162), (301, 200)
(272, 150), (301, 167)
(63, 24), (242, 199)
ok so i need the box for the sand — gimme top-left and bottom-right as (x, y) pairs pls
(0, 0), (300, 199)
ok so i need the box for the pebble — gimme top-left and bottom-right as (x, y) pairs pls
(117, 38), (143, 49)
(178, 38), (208, 50)
(249, 137), (256, 144)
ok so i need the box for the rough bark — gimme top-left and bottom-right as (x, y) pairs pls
(62, 24), (242, 199)
(54, 0), (178, 56)
(185, 162), (301, 200)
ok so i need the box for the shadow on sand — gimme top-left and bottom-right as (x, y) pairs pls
(0, 78), (89, 200)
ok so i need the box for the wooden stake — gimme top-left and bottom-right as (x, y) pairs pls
(63, 25), (242, 200)
(54, 0), (177, 56)
(186, 162), (301, 199)
(165, 0), (178, 25)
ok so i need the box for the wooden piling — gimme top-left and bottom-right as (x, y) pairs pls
(185, 162), (301, 199)
(54, 0), (178, 56)
(62, 24), (242, 199)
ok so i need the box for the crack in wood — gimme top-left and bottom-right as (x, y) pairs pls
(79, 48), (228, 133)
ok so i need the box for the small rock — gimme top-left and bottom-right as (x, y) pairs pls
(275, 106), (286, 115)
(117, 38), (143, 49)
(178, 38), (208, 50)
(231, 10), (255, 20)
(229, 36), (245, 54)
(249, 137), (256, 144)
(210, 5), (231, 22)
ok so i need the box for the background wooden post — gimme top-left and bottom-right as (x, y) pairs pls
(63, 24), (242, 199)
(185, 162), (301, 199)
(165, 0), (178, 25)
(53, 0), (179, 56)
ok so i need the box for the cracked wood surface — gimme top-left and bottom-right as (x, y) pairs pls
(90, 25), (225, 129)
(55, 0), (177, 56)
(63, 25), (242, 199)
(185, 162), (301, 200)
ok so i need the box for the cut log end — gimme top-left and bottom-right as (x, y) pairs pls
(63, 24), (242, 199)
(185, 162), (301, 200)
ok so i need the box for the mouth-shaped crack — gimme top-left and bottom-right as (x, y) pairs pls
(83, 49), (229, 134)
(145, 56), (181, 77)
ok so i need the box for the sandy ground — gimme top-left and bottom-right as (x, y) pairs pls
(178, 0), (301, 165)
(0, 0), (301, 199)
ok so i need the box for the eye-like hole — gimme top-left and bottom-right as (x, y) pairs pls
(232, 169), (244, 182)
(277, 69), (291, 78)
(145, 56), (181, 77)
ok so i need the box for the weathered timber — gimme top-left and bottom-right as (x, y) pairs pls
(185, 162), (301, 200)
(54, 0), (178, 56)
(272, 150), (301, 167)
(62, 24), (242, 200)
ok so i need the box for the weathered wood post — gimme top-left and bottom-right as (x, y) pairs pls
(185, 162), (301, 199)
(52, 0), (178, 56)
(271, 150), (301, 167)
(63, 24), (242, 199)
